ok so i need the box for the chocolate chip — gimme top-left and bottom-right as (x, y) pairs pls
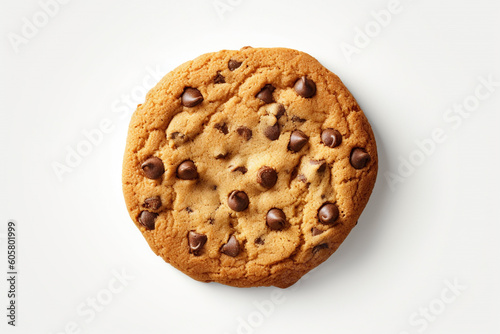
(142, 196), (161, 210)
(171, 132), (185, 140)
(297, 174), (307, 183)
(318, 203), (339, 225)
(236, 126), (252, 141)
(228, 59), (242, 71)
(214, 71), (225, 84)
(212, 185), (217, 190)
(350, 148), (370, 169)
(215, 122), (229, 134)
(257, 166), (278, 189)
(291, 115), (306, 123)
(288, 130), (308, 152)
(141, 157), (165, 179)
(311, 227), (324, 236)
(221, 235), (240, 257)
(228, 191), (249, 212)
(186, 207), (193, 213)
(188, 231), (207, 256)
(215, 153), (229, 160)
(232, 166), (247, 174)
(266, 208), (287, 231)
(294, 76), (316, 98)
(312, 243), (328, 254)
(181, 87), (203, 107)
(255, 237), (265, 245)
(256, 84), (275, 103)
(310, 159), (327, 173)
(138, 211), (158, 230)
(171, 132), (188, 148)
(176, 160), (198, 180)
(275, 104), (286, 119)
(321, 129), (342, 148)
(264, 123), (280, 141)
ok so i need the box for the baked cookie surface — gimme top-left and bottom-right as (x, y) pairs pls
(122, 47), (377, 288)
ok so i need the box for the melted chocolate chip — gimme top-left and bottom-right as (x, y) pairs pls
(294, 76), (316, 98)
(181, 87), (203, 107)
(221, 235), (240, 257)
(214, 122), (229, 134)
(288, 130), (308, 152)
(257, 166), (278, 189)
(266, 208), (287, 231)
(138, 211), (158, 230)
(176, 160), (198, 180)
(170, 132), (185, 140)
(142, 196), (161, 210)
(185, 207), (193, 213)
(275, 104), (286, 119)
(318, 203), (339, 225)
(228, 59), (242, 71)
(236, 126), (252, 141)
(291, 115), (306, 123)
(232, 166), (247, 174)
(310, 159), (327, 173)
(228, 191), (249, 212)
(311, 227), (324, 236)
(188, 231), (207, 256)
(215, 153), (229, 160)
(255, 237), (265, 245)
(350, 148), (370, 169)
(256, 84), (275, 104)
(312, 243), (328, 254)
(321, 129), (342, 148)
(141, 157), (165, 179)
(214, 71), (225, 84)
(264, 123), (280, 141)
(170, 132), (188, 147)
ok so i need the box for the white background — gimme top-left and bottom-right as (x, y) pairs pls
(1, 0), (499, 333)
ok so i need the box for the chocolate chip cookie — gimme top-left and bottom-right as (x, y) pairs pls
(122, 47), (378, 288)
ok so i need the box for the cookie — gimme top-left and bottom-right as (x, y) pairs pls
(122, 47), (377, 288)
